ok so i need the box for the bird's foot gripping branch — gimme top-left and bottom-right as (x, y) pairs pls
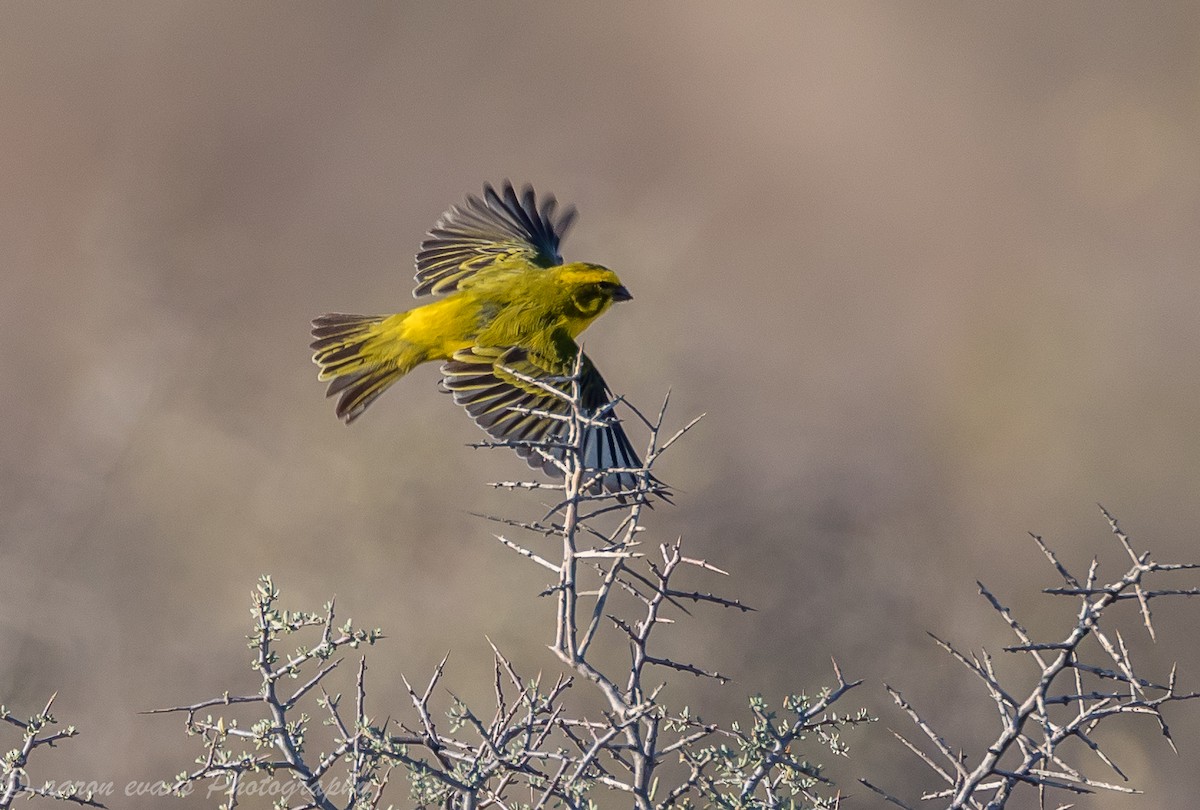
(151, 376), (870, 810)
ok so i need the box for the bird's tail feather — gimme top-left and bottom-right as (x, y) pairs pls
(311, 313), (421, 423)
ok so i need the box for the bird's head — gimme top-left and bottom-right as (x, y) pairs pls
(558, 263), (633, 322)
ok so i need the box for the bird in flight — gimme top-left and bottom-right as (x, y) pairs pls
(311, 181), (650, 495)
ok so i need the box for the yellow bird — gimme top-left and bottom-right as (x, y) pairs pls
(311, 181), (647, 494)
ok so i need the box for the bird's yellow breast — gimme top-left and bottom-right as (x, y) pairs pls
(393, 261), (623, 365)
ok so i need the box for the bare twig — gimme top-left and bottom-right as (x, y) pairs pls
(878, 507), (1200, 807)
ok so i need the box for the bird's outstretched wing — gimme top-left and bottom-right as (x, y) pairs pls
(414, 181), (577, 297)
(441, 345), (655, 497)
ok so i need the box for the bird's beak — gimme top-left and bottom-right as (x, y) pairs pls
(612, 285), (633, 302)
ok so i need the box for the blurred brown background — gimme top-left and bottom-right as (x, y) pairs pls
(3, 2), (1200, 807)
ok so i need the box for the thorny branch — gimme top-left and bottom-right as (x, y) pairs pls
(480, 358), (866, 809)
(147, 578), (389, 810)
(155, 365), (867, 808)
(0, 695), (104, 809)
(152, 355), (1200, 809)
(861, 506), (1200, 809)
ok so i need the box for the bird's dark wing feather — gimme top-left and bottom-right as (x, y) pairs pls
(414, 182), (577, 297)
(441, 345), (654, 497)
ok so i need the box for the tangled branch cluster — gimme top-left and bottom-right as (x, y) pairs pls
(863, 507), (1200, 809)
(474, 365), (869, 808)
(151, 361), (1200, 808)
(153, 365), (869, 809)
(148, 578), (386, 808)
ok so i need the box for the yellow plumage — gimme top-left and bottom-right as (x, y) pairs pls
(311, 182), (646, 494)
